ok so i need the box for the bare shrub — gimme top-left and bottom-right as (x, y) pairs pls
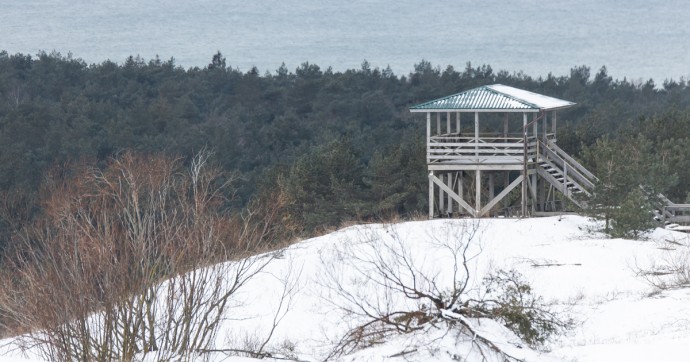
(635, 236), (690, 291)
(320, 221), (570, 360)
(0, 151), (289, 361)
(467, 269), (571, 347)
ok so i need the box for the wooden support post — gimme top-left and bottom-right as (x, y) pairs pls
(489, 173), (495, 200)
(426, 112), (431, 163)
(546, 184), (554, 211)
(552, 111), (557, 141)
(436, 113), (441, 135)
(532, 113), (538, 213)
(439, 173), (445, 215)
(503, 113), (509, 138)
(426, 112), (430, 140)
(476, 170), (481, 215)
(488, 173), (495, 216)
(429, 171), (434, 218)
(528, 173), (538, 205)
(458, 171), (464, 214)
(538, 171), (546, 212)
(456, 112), (461, 133)
(474, 112), (479, 157)
(504, 170), (510, 209)
(447, 173), (453, 214)
(563, 162), (569, 198)
(446, 112), (451, 134)
(521, 113), (527, 216)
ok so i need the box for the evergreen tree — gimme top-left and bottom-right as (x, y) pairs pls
(581, 135), (677, 237)
(283, 139), (369, 231)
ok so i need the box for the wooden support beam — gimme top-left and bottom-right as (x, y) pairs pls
(538, 171), (546, 212)
(426, 112), (431, 164)
(528, 172), (537, 203)
(479, 175), (524, 217)
(488, 172), (494, 217)
(503, 113), (509, 138)
(439, 173), (445, 215)
(456, 112), (461, 133)
(429, 173), (475, 216)
(489, 173), (495, 200)
(447, 173), (453, 214)
(531, 114), (538, 212)
(429, 171), (434, 218)
(474, 112), (479, 157)
(533, 110), (538, 213)
(563, 162), (569, 199)
(522, 112), (527, 216)
(426, 112), (430, 141)
(458, 171), (464, 213)
(428, 164), (524, 171)
(504, 170), (510, 209)
(475, 170), (481, 215)
(436, 113), (441, 135)
(447, 111), (451, 134)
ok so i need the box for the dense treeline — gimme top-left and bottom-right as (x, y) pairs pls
(1, 50), (689, 240)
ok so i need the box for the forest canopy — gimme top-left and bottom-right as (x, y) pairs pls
(0, 50), (689, 240)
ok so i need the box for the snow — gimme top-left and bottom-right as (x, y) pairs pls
(487, 84), (575, 110)
(667, 223), (690, 232)
(2, 215), (690, 361)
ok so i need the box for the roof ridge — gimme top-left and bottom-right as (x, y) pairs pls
(409, 84), (574, 111)
(484, 84), (540, 109)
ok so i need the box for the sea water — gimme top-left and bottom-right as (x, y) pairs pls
(1, 0), (688, 82)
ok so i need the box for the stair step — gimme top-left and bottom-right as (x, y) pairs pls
(538, 161), (587, 195)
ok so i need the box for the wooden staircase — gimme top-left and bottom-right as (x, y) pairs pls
(536, 139), (597, 209)
(536, 146), (689, 227)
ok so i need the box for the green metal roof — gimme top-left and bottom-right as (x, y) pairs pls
(409, 84), (575, 112)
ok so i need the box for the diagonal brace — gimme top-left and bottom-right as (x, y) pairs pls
(479, 175), (524, 217)
(429, 174), (476, 216)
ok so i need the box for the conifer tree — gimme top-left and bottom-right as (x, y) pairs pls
(581, 135), (677, 237)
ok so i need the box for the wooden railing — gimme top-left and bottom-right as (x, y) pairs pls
(658, 192), (690, 224)
(664, 204), (690, 224)
(427, 135), (537, 164)
(539, 140), (597, 191)
(545, 140), (598, 182)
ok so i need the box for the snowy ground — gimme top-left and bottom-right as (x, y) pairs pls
(2, 215), (690, 361)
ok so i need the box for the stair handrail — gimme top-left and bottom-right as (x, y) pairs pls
(536, 167), (587, 208)
(539, 140), (596, 191)
(636, 186), (688, 223)
(545, 140), (598, 182)
(538, 157), (592, 197)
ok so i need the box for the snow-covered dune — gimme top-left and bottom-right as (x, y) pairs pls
(3, 216), (690, 361)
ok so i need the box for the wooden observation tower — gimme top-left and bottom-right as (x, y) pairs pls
(410, 84), (597, 218)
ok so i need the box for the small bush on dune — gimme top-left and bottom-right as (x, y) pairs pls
(473, 269), (569, 347)
(0, 151), (291, 361)
(320, 222), (571, 360)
